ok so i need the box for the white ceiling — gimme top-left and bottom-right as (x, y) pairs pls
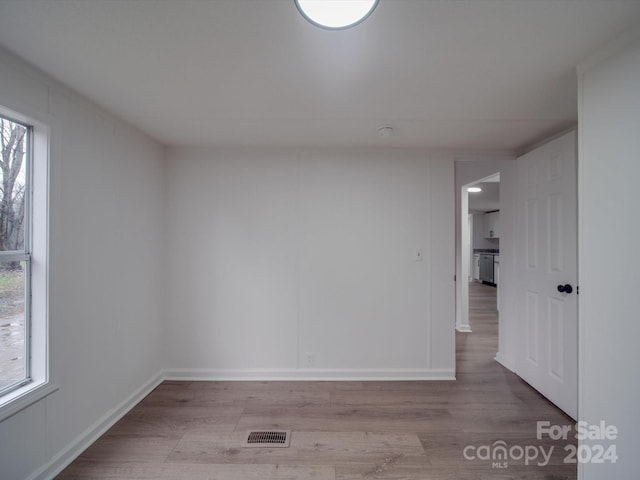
(468, 178), (501, 213)
(1, 0), (639, 151)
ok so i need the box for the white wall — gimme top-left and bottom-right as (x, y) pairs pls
(578, 29), (640, 480)
(165, 147), (455, 379)
(0, 48), (166, 480)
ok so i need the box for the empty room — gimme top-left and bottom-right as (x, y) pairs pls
(0, 1), (639, 479)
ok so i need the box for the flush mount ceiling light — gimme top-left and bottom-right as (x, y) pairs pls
(468, 187), (482, 193)
(295, 0), (379, 30)
(376, 125), (394, 138)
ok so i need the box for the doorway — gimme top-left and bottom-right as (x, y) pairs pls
(457, 173), (500, 333)
(454, 130), (578, 419)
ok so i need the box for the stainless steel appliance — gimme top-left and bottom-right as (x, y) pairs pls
(479, 253), (495, 286)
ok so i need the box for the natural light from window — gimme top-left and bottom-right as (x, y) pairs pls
(0, 106), (51, 418)
(0, 115), (30, 396)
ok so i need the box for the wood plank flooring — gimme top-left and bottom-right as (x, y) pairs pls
(56, 282), (576, 479)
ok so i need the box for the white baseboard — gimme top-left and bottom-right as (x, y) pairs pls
(30, 370), (164, 480)
(164, 367), (456, 381)
(456, 324), (472, 332)
(27, 366), (455, 479)
(494, 352), (516, 373)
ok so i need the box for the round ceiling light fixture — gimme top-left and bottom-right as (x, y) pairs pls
(295, 0), (379, 30)
(376, 125), (394, 138)
(468, 187), (482, 193)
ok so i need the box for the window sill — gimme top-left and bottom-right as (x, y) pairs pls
(0, 382), (59, 422)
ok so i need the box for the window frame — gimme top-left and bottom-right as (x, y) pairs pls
(0, 103), (56, 421)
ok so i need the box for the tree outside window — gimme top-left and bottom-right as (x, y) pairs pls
(0, 116), (29, 394)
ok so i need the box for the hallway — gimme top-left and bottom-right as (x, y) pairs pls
(458, 281), (502, 374)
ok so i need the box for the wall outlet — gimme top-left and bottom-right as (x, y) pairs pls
(304, 352), (315, 367)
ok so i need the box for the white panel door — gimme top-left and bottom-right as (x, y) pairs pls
(515, 131), (578, 419)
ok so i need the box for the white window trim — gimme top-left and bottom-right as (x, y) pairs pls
(0, 103), (56, 421)
(0, 382), (58, 422)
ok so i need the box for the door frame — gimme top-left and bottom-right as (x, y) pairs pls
(456, 172), (500, 333)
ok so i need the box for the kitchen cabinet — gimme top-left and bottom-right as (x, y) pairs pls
(484, 211), (500, 238)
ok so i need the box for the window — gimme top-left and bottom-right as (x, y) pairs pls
(0, 115), (31, 396)
(0, 106), (51, 416)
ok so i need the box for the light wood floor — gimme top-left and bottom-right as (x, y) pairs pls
(57, 283), (576, 479)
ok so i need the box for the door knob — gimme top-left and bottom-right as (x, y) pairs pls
(557, 284), (573, 294)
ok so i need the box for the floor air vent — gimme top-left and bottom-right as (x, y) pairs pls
(242, 430), (291, 448)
